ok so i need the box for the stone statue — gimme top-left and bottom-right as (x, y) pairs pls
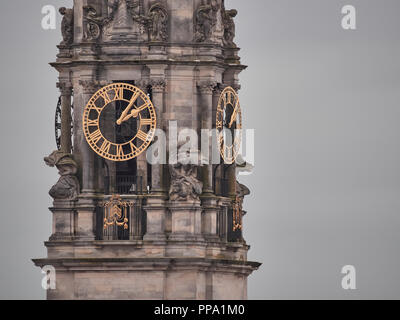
(147, 3), (168, 42)
(44, 151), (80, 200)
(169, 164), (203, 202)
(195, 0), (220, 42)
(223, 9), (237, 47)
(59, 7), (74, 46)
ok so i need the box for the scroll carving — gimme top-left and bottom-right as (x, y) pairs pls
(83, 6), (102, 41)
(44, 151), (80, 200)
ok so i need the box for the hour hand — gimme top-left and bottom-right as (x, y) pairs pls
(118, 108), (140, 123)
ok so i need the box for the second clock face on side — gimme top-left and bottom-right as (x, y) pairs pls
(83, 83), (156, 162)
(216, 86), (242, 164)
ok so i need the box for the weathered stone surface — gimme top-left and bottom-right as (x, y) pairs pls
(32, 258), (260, 300)
(35, 0), (259, 300)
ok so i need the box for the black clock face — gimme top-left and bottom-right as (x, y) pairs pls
(82, 83), (157, 162)
(55, 96), (74, 151)
(216, 87), (242, 164)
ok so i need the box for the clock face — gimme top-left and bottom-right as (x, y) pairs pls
(216, 86), (242, 164)
(83, 83), (156, 162)
(55, 96), (74, 151)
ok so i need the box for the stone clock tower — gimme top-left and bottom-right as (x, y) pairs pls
(33, 0), (260, 300)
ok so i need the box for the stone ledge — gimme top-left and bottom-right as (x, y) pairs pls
(32, 257), (261, 275)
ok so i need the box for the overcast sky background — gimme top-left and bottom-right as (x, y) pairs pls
(0, 0), (399, 299)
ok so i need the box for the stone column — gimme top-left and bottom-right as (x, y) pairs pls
(75, 80), (102, 241)
(49, 200), (75, 241)
(136, 81), (149, 193)
(197, 81), (217, 195)
(197, 81), (219, 240)
(79, 80), (100, 193)
(149, 79), (166, 194)
(57, 82), (73, 154)
(143, 79), (168, 242)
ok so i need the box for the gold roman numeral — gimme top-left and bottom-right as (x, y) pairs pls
(100, 91), (111, 105)
(136, 130), (148, 142)
(89, 129), (102, 144)
(141, 118), (152, 126)
(114, 87), (124, 100)
(89, 103), (103, 115)
(87, 119), (98, 127)
(100, 140), (111, 154)
(130, 141), (137, 153)
(226, 91), (232, 104)
(116, 145), (125, 158)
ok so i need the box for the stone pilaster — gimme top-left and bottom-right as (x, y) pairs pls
(197, 81), (217, 195)
(143, 197), (168, 242)
(74, 80), (105, 241)
(136, 80), (150, 193)
(168, 201), (204, 242)
(49, 200), (76, 241)
(149, 78), (166, 194)
(57, 82), (73, 154)
(79, 80), (102, 193)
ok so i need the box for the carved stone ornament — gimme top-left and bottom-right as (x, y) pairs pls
(194, 0), (220, 42)
(147, 3), (168, 42)
(197, 81), (217, 94)
(44, 151), (80, 200)
(83, 6), (103, 41)
(169, 164), (203, 202)
(79, 80), (108, 94)
(222, 7), (237, 47)
(102, 0), (148, 39)
(59, 7), (74, 46)
(149, 78), (166, 92)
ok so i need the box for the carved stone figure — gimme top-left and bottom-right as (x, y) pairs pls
(147, 3), (168, 42)
(59, 7), (74, 46)
(44, 151), (80, 200)
(83, 6), (103, 41)
(223, 8), (237, 47)
(195, 0), (220, 42)
(169, 164), (203, 202)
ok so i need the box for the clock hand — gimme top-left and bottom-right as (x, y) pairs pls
(116, 91), (140, 125)
(118, 102), (150, 123)
(229, 102), (239, 128)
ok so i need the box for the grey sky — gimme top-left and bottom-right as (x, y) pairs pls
(0, 0), (399, 299)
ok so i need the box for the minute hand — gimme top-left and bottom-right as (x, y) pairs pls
(228, 100), (239, 128)
(116, 91), (140, 125)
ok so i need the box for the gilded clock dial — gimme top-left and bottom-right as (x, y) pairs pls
(83, 83), (156, 162)
(216, 86), (242, 164)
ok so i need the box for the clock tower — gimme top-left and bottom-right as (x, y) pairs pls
(33, 0), (260, 300)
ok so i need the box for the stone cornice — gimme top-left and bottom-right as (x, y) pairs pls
(32, 257), (261, 275)
(50, 59), (247, 73)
